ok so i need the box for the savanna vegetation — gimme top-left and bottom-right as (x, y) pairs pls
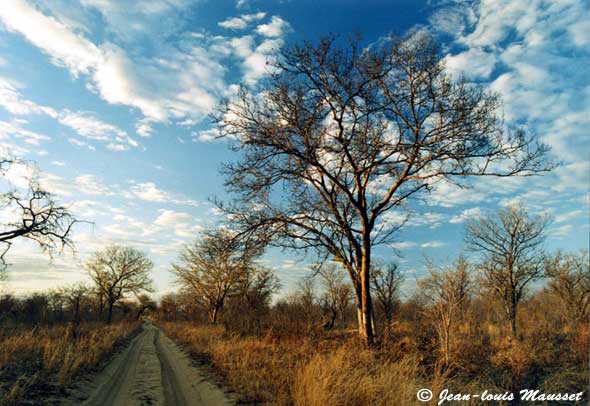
(0, 33), (587, 406)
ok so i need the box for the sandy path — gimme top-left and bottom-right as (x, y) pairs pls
(70, 322), (235, 406)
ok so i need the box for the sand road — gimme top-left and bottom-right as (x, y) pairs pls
(68, 322), (235, 406)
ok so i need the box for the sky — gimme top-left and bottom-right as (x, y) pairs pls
(0, 0), (588, 298)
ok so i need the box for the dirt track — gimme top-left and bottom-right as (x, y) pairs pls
(68, 322), (235, 406)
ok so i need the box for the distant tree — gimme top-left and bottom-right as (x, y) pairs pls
(317, 264), (353, 329)
(172, 228), (258, 324)
(60, 283), (90, 324)
(418, 256), (471, 366)
(371, 262), (404, 325)
(47, 289), (66, 323)
(242, 267), (281, 312)
(86, 245), (154, 324)
(545, 250), (590, 325)
(159, 293), (180, 321)
(466, 204), (549, 338)
(0, 157), (79, 268)
(135, 293), (156, 320)
(216, 33), (553, 345)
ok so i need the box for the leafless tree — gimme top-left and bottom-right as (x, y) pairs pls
(317, 264), (353, 329)
(216, 33), (553, 345)
(545, 250), (590, 325)
(0, 157), (79, 269)
(172, 228), (258, 324)
(135, 293), (156, 320)
(371, 261), (404, 325)
(86, 245), (154, 324)
(242, 267), (281, 312)
(418, 256), (471, 366)
(60, 283), (90, 324)
(466, 204), (549, 338)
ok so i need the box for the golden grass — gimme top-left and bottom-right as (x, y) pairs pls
(0, 322), (141, 405)
(160, 322), (447, 406)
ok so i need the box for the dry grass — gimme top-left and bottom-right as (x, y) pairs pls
(0, 322), (141, 405)
(161, 322), (448, 406)
(161, 320), (589, 406)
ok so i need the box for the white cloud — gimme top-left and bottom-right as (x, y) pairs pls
(390, 241), (417, 250)
(420, 240), (446, 248)
(449, 207), (483, 224)
(154, 209), (192, 226)
(428, 180), (486, 208)
(0, 77), (58, 117)
(58, 110), (138, 149)
(0, 0), (101, 76)
(218, 12), (266, 30)
(0, 76), (138, 151)
(0, 0), (230, 127)
(68, 137), (96, 150)
(75, 174), (111, 195)
(554, 210), (585, 224)
(129, 182), (171, 202)
(549, 224), (573, 238)
(568, 18), (590, 47)
(39, 173), (74, 196)
(51, 161), (66, 166)
(256, 16), (290, 37)
(193, 128), (219, 142)
(444, 47), (496, 79)
(230, 36), (283, 86)
(436, 0), (588, 165)
(0, 120), (50, 154)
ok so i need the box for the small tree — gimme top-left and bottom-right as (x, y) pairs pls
(466, 204), (548, 338)
(61, 283), (90, 324)
(317, 264), (352, 329)
(135, 293), (156, 320)
(216, 34), (553, 345)
(172, 228), (258, 324)
(371, 262), (404, 325)
(418, 256), (471, 366)
(0, 157), (79, 269)
(243, 267), (281, 313)
(545, 250), (590, 325)
(86, 245), (153, 324)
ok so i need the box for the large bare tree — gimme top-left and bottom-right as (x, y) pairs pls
(466, 204), (549, 338)
(172, 228), (258, 324)
(216, 34), (552, 345)
(86, 245), (153, 324)
(0, 157), (79, 268)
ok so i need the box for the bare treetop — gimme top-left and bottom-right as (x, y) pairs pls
(216, 33), (554, 345)
(0, 157), (80, 269)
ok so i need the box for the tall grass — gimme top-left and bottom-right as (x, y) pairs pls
(0, 322), (141, 405)
(161, 322), (447, 405)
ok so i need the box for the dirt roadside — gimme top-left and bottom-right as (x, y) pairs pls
(63, 322), (236, 406)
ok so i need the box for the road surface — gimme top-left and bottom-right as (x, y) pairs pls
(68, 322), (235, 406)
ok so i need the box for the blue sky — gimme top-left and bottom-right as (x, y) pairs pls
(0, 0), (588, 298)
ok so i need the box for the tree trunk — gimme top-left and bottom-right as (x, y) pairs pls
(510, 308), (518, 339)
(360, 239), (375, 346)
(509, 297), (518, 339)
(98, 294), (104, 321)
(210, 306), (219, 324)
(107, 299), (114, 324)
